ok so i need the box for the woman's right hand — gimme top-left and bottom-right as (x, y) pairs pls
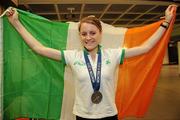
(6, 7), (19, 25)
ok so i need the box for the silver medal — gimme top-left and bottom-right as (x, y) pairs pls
(91, 91), (103, 104)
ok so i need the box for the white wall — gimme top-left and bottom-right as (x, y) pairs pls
(163, 49), (169, 65)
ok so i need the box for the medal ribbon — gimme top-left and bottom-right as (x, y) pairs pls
(84, 47), (101, 92)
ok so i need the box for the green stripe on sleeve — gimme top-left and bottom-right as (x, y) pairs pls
(61, 50), (66, 65)
(120, 48), (125, 64)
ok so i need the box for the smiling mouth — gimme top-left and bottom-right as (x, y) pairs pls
(85, 41), (95, 45)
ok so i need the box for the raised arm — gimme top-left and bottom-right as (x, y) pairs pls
(6, 7), (61, 61)
(125, 4), (177, 58)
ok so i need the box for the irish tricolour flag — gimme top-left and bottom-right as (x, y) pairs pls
(0, 9), (175, 120)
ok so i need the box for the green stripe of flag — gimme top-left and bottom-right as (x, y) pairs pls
(3, 9), (69, 119)
(0, 17), (3, 120)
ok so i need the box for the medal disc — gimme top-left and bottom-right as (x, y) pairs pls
(91, 91), (103, 104)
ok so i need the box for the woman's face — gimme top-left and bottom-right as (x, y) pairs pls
(79, 22), (102, 52)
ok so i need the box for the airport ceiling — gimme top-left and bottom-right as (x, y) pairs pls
(16, 0), (180, 27)
(1, 0), (180, 39)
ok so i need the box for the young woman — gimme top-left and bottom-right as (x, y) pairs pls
(6, 5), (176, 120)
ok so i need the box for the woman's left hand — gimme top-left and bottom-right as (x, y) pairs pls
(165, 4), (177, 23)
